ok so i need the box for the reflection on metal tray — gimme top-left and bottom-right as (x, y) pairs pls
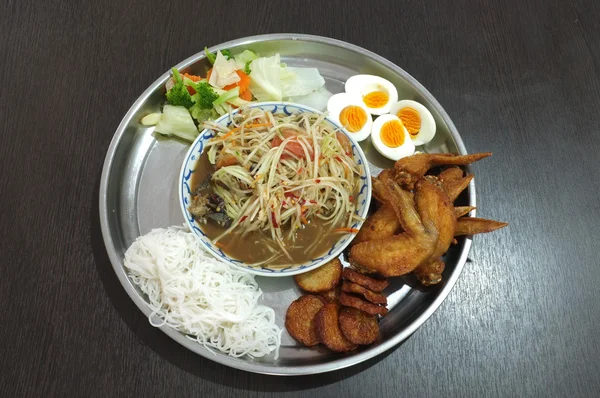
(99, 33), (475, 376)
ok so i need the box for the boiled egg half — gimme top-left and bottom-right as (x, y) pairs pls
(389, 100), (436, 146)
(326, 93), (373, 142)
(345, 75), (398, 115)
(370, 114), (415, 161)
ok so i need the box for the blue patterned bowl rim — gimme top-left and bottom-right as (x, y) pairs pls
(179, 101), (372, 276)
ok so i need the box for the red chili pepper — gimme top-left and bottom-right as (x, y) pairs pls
(239, 216), (248, 223)
(335, 156), (342, 162)
(349, 196), (354, 201)
(297, 168), (303, 174)
(315, 179), (321, 183)
(310, 200), (317, 204)
(284, 191), (296, 198)
(299, 198), (306, 205)
(271, 212), (279, 228)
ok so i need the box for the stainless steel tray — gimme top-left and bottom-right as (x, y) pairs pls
(99, 34), (475, 376)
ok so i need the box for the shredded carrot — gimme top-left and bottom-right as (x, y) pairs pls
(300, 216), (308, 225)
(334, 228), (360, 234)
(215, 123), (271, 141)
(183, 73), (202, 82)
(217, 130), (236, 141)
(223, 70), (251, 93)
(215, 242), (228, 249)
(240, 89), (252, 101)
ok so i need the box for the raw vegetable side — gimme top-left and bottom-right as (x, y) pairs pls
(141, 47), (329, 142)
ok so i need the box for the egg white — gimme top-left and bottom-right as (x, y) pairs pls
(370, 114), (415, 161)
(345, 75), (399, 115)
(388, 100), (436, 146)
(326, 93), (373, 142)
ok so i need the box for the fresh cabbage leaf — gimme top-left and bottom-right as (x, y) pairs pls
(154, 105), (198, 142)
(234, 50), (258, 64)
(281, 67), (325, 97)
(189, 105), (215, 123)
(234, 50), (259, 74)
(248, 54), (283, 101)
(286, 87), (332, 112)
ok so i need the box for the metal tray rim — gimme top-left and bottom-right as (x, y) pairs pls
(99, 33), (475, 376)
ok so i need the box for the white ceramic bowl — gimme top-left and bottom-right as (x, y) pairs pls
(179, 102), (371, 276)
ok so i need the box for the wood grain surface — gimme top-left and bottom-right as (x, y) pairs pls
(2, 0), (600, 396)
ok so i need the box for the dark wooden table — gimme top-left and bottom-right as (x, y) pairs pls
(2, 0), (599, 396)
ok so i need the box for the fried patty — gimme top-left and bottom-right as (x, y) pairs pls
(339, 292), (388, 316)
(315, 303), (358, 352)
(338, 307), (379, 345)
(285, 295), (325, 347)
(342, 268), (389, 292)
(341, 281), (387, 305)
(319, 286), (341, 302)
(294, 258), (343, 293)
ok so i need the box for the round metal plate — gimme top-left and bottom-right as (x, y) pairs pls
(99, 33), (475, 376)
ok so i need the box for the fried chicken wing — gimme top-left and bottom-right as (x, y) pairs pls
(371, 175), (389, 204)
(350, 152), (505, 285)
(438, 166), (464, 182)
(394, 152), (491, 189)
(414, 258), (445, 286)
(410, 178), (456, 284)
(353, 205), (401, 245)
(414, 178), (457, 259)
(454, 206), (476, 218)
(442, 175), (474, 202)
(349, 179), (439, 277)
(455, 217), (508, 236)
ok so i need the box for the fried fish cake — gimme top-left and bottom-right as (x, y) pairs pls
(294, 258), (343, 293)
(315, 303), (358, 352)
(342, 268), (389, 292)
(338, 307), (379, 345)
(339, 293), (388, 316)
(319, 286), (341, 302)
(341, 281), (387, 305)
(285, 295), (325, 347)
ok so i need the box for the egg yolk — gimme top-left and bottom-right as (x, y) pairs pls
(363, 91), (389, 108)
(339, 106), (368, 132)
(380, 120), (405, 148)
(397, 107), (421, 137)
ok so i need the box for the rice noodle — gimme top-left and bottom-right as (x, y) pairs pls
(124, 226), (282, 359)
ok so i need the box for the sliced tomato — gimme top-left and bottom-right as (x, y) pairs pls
(271, 129), (314, 160)
(216, 154), (238, 170)
(336, 131), (353, 155)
